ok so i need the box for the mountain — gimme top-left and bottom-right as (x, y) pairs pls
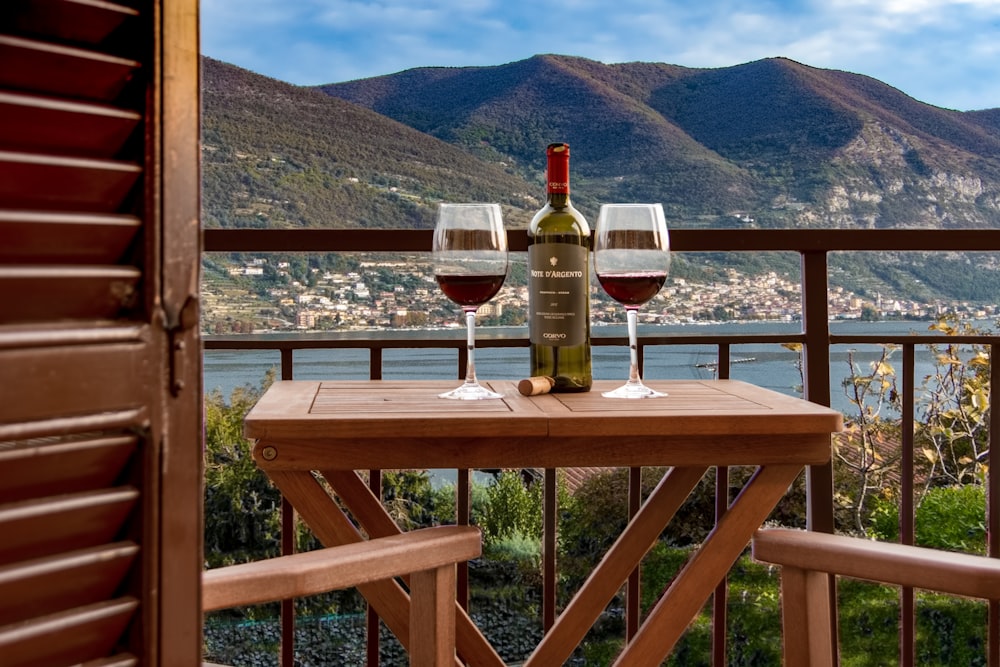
(199, 54), (1000, 304)
(201, 58), (542, 230)
(321, 55), (1000, 229)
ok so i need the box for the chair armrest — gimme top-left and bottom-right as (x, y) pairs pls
(203, 525), (481, 612)
(752, 528), (1000, 599)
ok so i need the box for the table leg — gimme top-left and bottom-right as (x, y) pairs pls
(321, 469), (506, 667)
(525, 465), (709, 667)
(613, 464), (803, 667)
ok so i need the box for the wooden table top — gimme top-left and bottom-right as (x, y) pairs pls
(244, 380), (842, 470)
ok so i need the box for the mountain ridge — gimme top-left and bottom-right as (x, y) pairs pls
(321, 54), (1000, 229)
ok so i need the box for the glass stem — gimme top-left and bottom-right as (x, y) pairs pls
(626, 306), (642, 385)
(463, 307), (479, 386)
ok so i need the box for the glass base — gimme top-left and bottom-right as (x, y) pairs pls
(602, 381), (667, 399)
(439, 382), (504, 400)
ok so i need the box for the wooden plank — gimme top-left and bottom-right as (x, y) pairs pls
(0, 487), (139, 564)
(0, 266), (141, 322)
(80, 654), (139, 667)
(0, 435), (137, 503)
(0, 35), (139, 102)
(0, 339), (150, 422)
(0, 211), (141, 264)
(752, 528), (1000, 600)
(0, 150), (141, 213)
(0, 322), (145, 350)
(0, 92), (140, 158)
(202, 526), (480, 612)
(244, 380), (549, 442)
(778, 566), (834, 667)
(0, 597), (139, 667)
(4, 0), (139, 45)
(544, 380), (843, 437)
(245, 380), (840, 444)
(255, 431), (832, 471)
(409, 565), (457, 667)
(0, 541), (138, 625)
(0, 409), (145, 443)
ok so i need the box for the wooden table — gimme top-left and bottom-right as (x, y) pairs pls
(244, 379), (842, 667)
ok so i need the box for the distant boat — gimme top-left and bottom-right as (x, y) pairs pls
(695, 357), (756, 369)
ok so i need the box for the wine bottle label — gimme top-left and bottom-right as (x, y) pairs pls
(528, 243), (588, 346)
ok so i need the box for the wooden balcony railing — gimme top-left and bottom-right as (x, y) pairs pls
(203, 228), (1000, 666)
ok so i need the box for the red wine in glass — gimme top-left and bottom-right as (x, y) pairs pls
(594, 204), (671, 398)
(597, 271), (667, 306)
(433, 203), (508, 400)
(436, 273), (506, 307)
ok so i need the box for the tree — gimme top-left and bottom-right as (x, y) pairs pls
(836, 315), (992, 537)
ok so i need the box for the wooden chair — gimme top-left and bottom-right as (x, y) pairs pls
(202, 525), (481, 667)
(752, 527), (1000, 667)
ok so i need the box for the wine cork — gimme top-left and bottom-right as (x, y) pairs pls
(518, 376), (555, 396)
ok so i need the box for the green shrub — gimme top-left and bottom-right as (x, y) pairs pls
(478, 470), (542, 544)
(916, 484), (986, 554)
(866, 484), (986, 554)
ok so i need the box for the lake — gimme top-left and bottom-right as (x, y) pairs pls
(203, 320), (995, 415)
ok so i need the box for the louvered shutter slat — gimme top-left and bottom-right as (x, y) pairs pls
(4, 0), (139, 45)
(0, 487), (140, 564)
(0, 212), (141, 264)
(0, 36), (139, 102)
(0, 92), (141, 158)
(0, 542), (139, 625)
(0, 151), (141, 212)
(0, 598), (140, 667)
(0, 332), (149, 419)
(0, 435), (137, 503)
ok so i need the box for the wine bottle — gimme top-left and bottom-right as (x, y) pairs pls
(527, 142), (593, 392)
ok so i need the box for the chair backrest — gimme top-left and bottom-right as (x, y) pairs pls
(202, 525), (482, 667)
(752, 528), (1000, 667)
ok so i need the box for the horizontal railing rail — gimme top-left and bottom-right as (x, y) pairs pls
(203, 227), (1000, 667)
(204, 227), (1000, 253)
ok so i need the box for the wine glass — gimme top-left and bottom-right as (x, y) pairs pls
(433, 203), (509, 400)
(594, 203), (671, 398)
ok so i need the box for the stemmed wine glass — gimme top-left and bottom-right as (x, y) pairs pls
(594, 203), (671, 398)
(433, 203), (509, 400)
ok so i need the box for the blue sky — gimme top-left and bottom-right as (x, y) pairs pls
(201, 0), (1000, 111)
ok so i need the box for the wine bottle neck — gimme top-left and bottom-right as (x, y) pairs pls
(547, 192), (570, 208)
(546, 142), (571, 201)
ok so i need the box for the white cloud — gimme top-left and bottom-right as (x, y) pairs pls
(199, 0), (1000, 109)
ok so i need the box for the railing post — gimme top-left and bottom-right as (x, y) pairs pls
(713, 342), (731, 666)
(279, 348), (295, 667)
(800, 249), (837, 666)
(457, 469), (471, 610)
(368, 469), (382, 666)
(543, 468), (557, 633)
(800, 250), (833, 529)
(990, 345), (1000, 667)
(626, 467), (641, 642)
(900, 345), (916, 666)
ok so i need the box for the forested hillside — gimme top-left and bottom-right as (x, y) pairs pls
(323, 55), (1000, 229)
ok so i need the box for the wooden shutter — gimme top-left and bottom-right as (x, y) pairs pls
(0, 2), (202, 666)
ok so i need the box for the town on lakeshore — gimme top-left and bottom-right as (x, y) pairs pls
(202, 255), (998, 335)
